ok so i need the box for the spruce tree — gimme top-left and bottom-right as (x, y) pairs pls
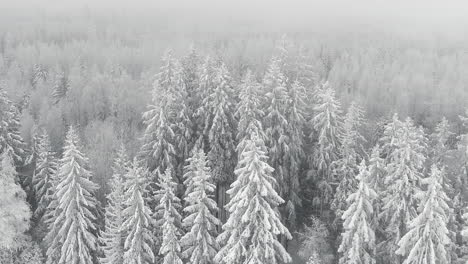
(379, 116), (427, 263)
(215, 132), (292, 264)
(309, 82), (343, 205)
(338, 160), (377, 264)
(0, 150), (31, 249)
(430, 116), (453, 163)
(181, 149), (220, 264)
(331, 102), (366, 225)
(195, 56), (217, 145)
(31, 130), (57, 219)
(204, 62), (237, 223)
(156, 169), (183, 264)
(100, 144), (130, 264)
(140, 52), (177, 174)
(263, 57), (306, 232)
(396, 165), (451, 264)
(122, 158), (155, 264)
(284, 80), (307, 228)
(0, 88), (27, 163)
(45, 126), (99, 264)
(236, 69), (265, 152)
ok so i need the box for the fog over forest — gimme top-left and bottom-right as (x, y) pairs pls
(1, 1), (468, 264)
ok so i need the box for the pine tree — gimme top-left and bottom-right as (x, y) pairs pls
(236, 69), (265, 153)
(31, 130), (58, 219)
(331, 102), (366, 225)
(263, 57), (305, 232)
(338, 160), (377, 264)
(195, 56), (217, 144)
(140, 52), (177, 174)
(45, 126), (99, 264)
(430, 116), (453, 163)
(396, 165), (451, 264)
(367, 145), (385, 229)
(181, 149), (220, 264)
(309, 82), (343, 204)
(379, 116), (427, 263)
(215, 132), (292, 264)
(284, 80), (307, 228)
(204, 62), (237, 223)
(0, 150), (31, 249)
(156, 169), (183, 264)
(51, 70), (69, 104)
(172, 63), (194, 183)
(0, 88), (27, 163)
(122, 158), (155, 264)
(100, 144), (130, 264)
(181, 44), (201, 112)
(368, 145), (385, 193)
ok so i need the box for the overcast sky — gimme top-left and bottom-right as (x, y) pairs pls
(2, 0), (468, 34)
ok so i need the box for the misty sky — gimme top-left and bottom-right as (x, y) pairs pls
(2, 0), (468, 34)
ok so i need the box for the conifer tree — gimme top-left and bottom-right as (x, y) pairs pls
(309, 82), (343, 204)
(140, 52), (178, 174)
(172, 63), (194, 182)
(338, 160), (377, 264)
(156, 169), (183, 264)
(430, 116), (453, 163)
(51, 70), (69, 104)
(236, 69), (265, 153)
(367, 145), (385, 228)
(263, 57), (306, 232)
(379, 116), (427, 263)
(181, 44), (201, 111)
(45, 126), (99, 264)
(204, 62), (237, 223)
(331, 102), (365, 224)
(195, 56), (217, 145)
(284, 80), (307, 228)
(31, 130), (57, 219)
(215, 132), (292, 264)
(0, 88), (27, 163)
(100, 144), (130, 264)
(181, 149), (220, 264)
(0, 150), (31, 249)
(396, 165), (451, 264)
(122, 158), (155, 264)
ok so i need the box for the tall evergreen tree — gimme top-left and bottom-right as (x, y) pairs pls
(0, 150), (31, 249)
(236, 70), (265, 152)
(0, 88), (27, 163)
(31, 130), (57, 219)
(122, 158), (155, 264)
(100, 144), (130, 264)
(309, 82), (343, 205)
(284, 80), (307, 228)
(430, 116), (453, 163)
(45, 126), (99, 264)
(140, 51), (178, 174)
(263, 57), (306, 233)
(204, 62), (237, 223)
(331, 102), (366, 225)
(338, 160), (377, 264)
(379, 116), (427, 263)
(215, 132), (292, 264)
(195, 56), (217, 145)
(396, 165), (451, 264)
(181, 149), (220, 264)
(156, 169), (183, 264)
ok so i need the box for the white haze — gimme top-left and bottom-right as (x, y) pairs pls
(2, 0), (468, 37)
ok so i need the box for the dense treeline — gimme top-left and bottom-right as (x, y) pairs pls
(1, 10), (468, 264)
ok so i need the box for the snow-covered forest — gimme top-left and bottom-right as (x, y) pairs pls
(2, 2), (468, 264)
